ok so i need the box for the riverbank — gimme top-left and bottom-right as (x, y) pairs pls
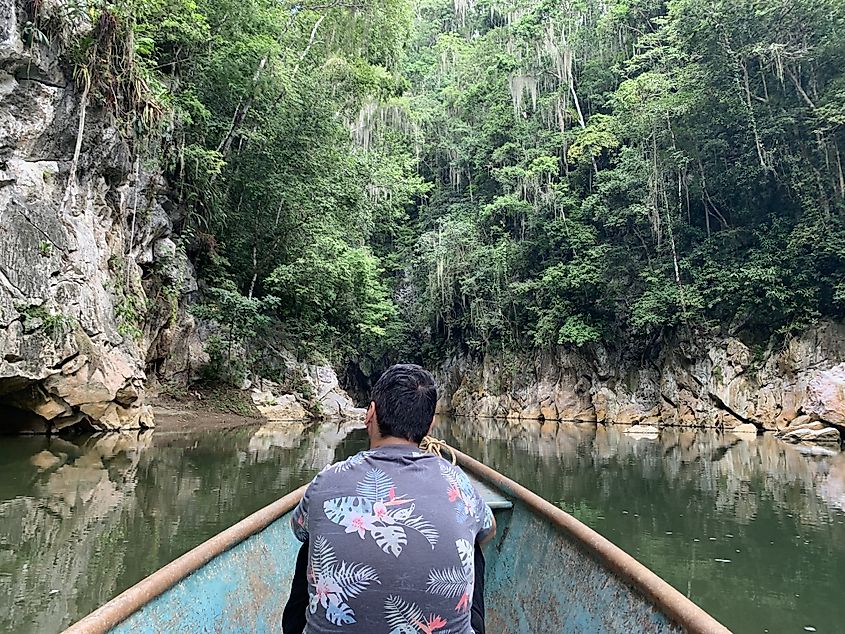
(435, 322), (845, 445)
(150, 385), (264, 432)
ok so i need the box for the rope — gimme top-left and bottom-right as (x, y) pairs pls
(420, 436), (457, 465)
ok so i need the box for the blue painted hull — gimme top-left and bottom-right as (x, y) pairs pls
(66, 453), (730, 634)
(113, 516), (301, 633)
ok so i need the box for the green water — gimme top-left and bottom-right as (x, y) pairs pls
(1, 419), (843, 633)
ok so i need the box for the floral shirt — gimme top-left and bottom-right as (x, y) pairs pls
(290, 444), (495, 634)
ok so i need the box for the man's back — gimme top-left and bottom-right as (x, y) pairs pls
(291, 444), (494, 634)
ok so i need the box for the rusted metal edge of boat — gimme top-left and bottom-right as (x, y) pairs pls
(63, 485), (308, 634)
(453, 449), (731, 634)
(63, 451), (732, 634)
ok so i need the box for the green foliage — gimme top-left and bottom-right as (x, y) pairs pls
(266, 234), (396, 359)
(191, 284), (280, 384)
(16, 304), (76, 339)
(54, 0), (845, 373)
(393, 0), (845, 356)
(107, 256), (147, 341)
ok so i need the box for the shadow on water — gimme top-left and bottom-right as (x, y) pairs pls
(1, 416), (843, 633)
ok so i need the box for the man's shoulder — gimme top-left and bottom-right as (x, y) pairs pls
(308, 450), (375, 487)
(309, 449), (452, 489)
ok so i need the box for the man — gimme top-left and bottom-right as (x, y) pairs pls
(282, 364), (495, 633)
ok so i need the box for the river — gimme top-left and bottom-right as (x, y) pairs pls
(1, 418), (843, 633)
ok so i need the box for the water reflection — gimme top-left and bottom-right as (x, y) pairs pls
(1, 418), (843, 634)
(438, 418), (845, 633)
(0, 421), (367, 634)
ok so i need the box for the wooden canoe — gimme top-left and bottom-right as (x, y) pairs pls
(64, 449), (731, 633)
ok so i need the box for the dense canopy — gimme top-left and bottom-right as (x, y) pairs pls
(41, 0), (845, 374)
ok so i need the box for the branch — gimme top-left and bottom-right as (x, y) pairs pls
(785, 66), (816, 110)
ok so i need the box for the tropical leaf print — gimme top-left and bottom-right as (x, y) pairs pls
(311, 535), (337, 579)
(384, 596), (450, 634)
(325, 600), (356, 626)
(371, 524), (408, 557)
(307, 536), (380, 627)
(426, 567), (466, 598)
(356, 468), (395, 501)
(391, 503), (415, 522)
(427, 540), (474, 613)
(324, 496), (374, 526)
(400, 513), (439, 548)
(456, 539), (473, 570)
(323, 470), (436, 556)
(333, 561), (380, 598)
(482, 505), (494, 531)
(384, 595), (423, 631)
(439, 462), (484, 524)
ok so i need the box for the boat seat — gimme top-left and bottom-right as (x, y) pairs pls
(467, 473), (513, 510)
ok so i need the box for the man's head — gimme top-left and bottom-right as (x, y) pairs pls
(366, 364), (437, 445)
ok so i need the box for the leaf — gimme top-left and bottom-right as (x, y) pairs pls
(371, 525), (407, 557)
(400, 514), (439, 548)
(427, 566), (467, 598)
(311, 535), (336, 579)
(391, 502), (415, 521)
(456, 539), (473, 571)
(482, 505), (495, 531)
(356, 468), (394, 501)
(333, 561), (380, 598)
(323, 496), (373, 526)
(325, 599), (356, 626)
(384, 595), (424, 631)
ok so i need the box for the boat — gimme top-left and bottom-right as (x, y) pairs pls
(64, 448), (731, 633)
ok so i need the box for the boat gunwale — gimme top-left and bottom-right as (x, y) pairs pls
(62, 485), (308, 634)
(454, 448), (732, 634)
(63, 448), (732, 634)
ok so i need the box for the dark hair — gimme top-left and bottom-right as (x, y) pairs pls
(371, 364), (437, 443)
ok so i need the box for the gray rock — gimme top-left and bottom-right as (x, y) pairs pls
(803, 364), (845, 425)
(436, 322), (845, 431)
(0, 9), (200, 433)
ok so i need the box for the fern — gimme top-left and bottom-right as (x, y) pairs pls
(384, 595), (423, 630)
(311, 535), (337, 579)
(333, 561), (379, 598)
(427, 567), (467, 598)
(401, 513), (439, 548)
(356, 468), (394, 501)
(439, 462), (461, 490)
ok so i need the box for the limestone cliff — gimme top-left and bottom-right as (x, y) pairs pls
(0, 3), (203, 432)
(437, 322), (845, 435)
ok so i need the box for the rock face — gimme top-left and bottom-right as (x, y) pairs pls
(437, 322), (845, 434)
(251, 359), (366, 422)
(804, 364), (845, 426)
(778, 421), (842, 446)
(0, 6), (201, 432)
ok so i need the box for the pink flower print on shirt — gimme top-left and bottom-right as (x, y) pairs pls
(324, 469), (439, 556)
(314, 577), (342, 608)
(343, 512), (375, 538)
(373, 501), (389, 521)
